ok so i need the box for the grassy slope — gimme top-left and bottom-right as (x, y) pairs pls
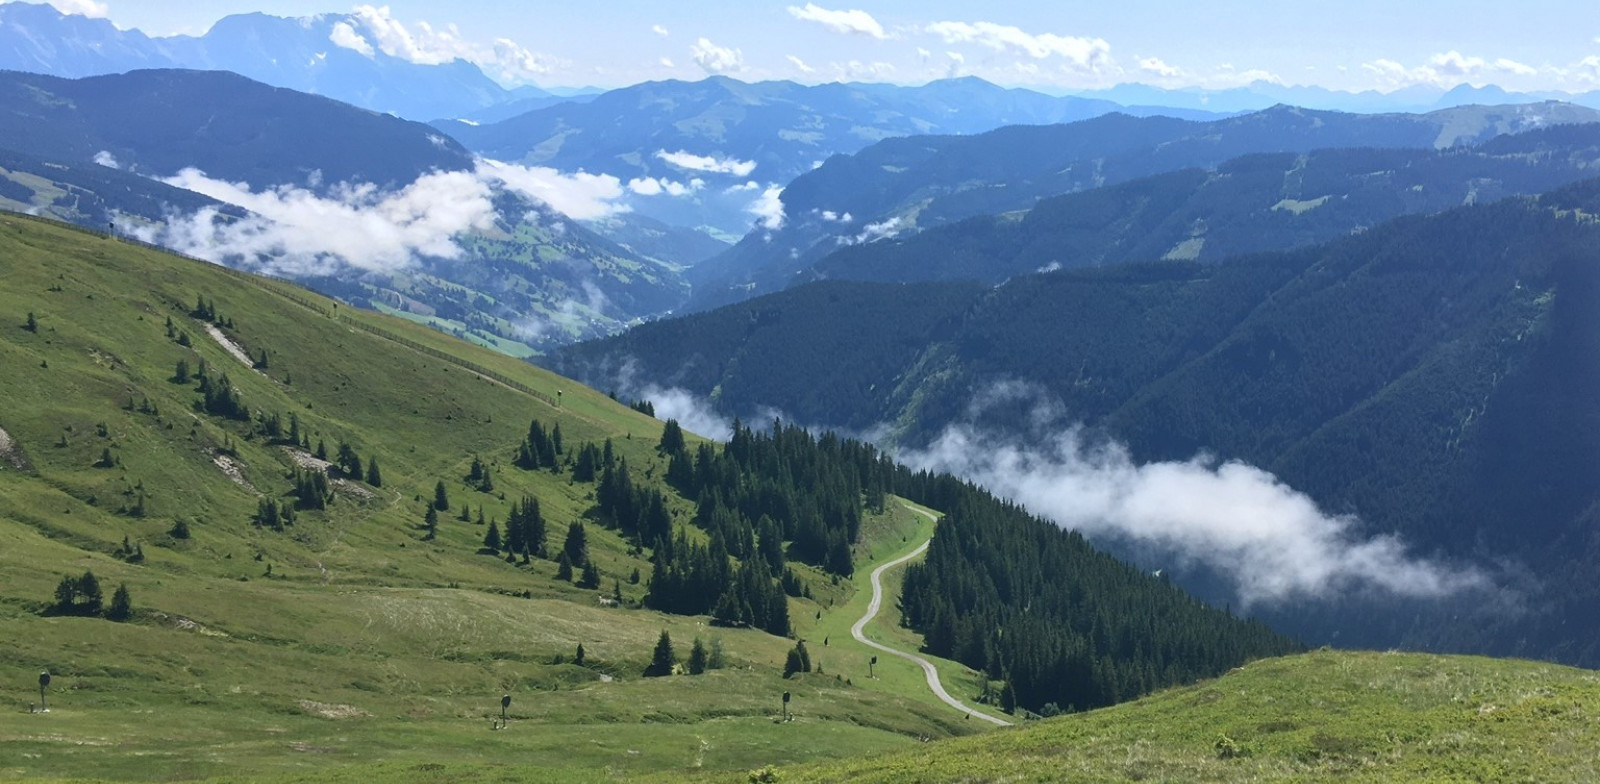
(0, 214), (991, 782)
(769, 649), (1600, 783)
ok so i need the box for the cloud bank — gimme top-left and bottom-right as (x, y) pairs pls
(898, 385), (1491, 608)
(122, 159), (638, 276)
(606, 379), (1493, 610)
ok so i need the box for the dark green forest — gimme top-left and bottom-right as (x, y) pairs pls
(552, 186), (1600, 665)
(516, 411), (1300, 711)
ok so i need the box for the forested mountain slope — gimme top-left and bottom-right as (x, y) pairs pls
(552, 186), (1600, 663)
(806, 123), (1600, 286)
(688, 102), (1600, 311)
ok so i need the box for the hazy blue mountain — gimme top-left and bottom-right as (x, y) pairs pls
(434, 75), (1227, 236)
(551, 186), (1600, 663)
(688, 101), (1600, 312)
(0, 69), (473, 188)
(1071, 79), (1593, 114)
(802, 124), (1600, 286)
(0, 2), (514, 120)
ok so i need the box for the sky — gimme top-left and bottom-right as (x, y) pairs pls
(18, 0), (1600, 93)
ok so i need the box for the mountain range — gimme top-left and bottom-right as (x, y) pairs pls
(686, 102), (1600, 311)
(551, 183), (1600, 665)
(0, 2), (519, 120)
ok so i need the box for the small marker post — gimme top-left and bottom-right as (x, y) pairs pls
(501, 694), (511, 727)
(781, 690), (791, 722)
(869, 655), (877, 679)
(38, 671), (50, 713)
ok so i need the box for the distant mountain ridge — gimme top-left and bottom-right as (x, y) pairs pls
(803, 123), (1600, 286)
(0, 68), (474, 188)
(687, 101), (1600, 311)
(0, 2), (523, 120)
(433, 75), (1227, 237)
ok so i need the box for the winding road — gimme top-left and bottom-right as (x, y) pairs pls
(850, 506), (1013, 727)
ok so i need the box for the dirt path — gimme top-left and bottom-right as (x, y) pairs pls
(850, 505), (1012, 727)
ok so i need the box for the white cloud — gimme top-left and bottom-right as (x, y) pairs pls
(786, 3), (886, 39)
(129, 167), (498, 276)
(476, 159), (628, 221)
(840, 216), (901, 244)
(1138, 56), (1181, 79)
(328, 20), (375, 57)
(787, 54), (817, 74)
(655, 149), (757, 177)
(627, 176), (699, 197)
(651, 24), (670, 37)
(659, 57), (675, 68)
(900, 385), (1492, 608)
(925, 20), (1111, 72)
(747, 185), (785, 230)
(122, 159), (634, 276)
(690, 37), (744, 74)
(36, 0), (107, 18)
(340, 5), (560, 84)
(1361, 50), (1542, 88)
(92, 150), (120, 169)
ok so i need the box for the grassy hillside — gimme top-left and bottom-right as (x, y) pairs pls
(0, 213), (996, 781)
(767, 649), (1600, 783)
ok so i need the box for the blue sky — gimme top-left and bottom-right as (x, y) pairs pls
(21, 0), (1600, 93)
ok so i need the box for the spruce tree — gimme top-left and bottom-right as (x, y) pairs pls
(77, 570), (103, 615)
(424, 505), (438, 540)
(645, 630), (675, 677)
(562, 521), (589, 567)
(578, 559), (601, 589)
(108, 583), (132, 621)
(483, 520), (502, 554)
(365, 457), (382, 487)
(658, 419), (686, 454)
(575, 642), (586, 666)
(556, 552), (574, 581)
(433, 480), (450, 511)
(688, 637), (708, 675)
(24, 311), (37, 332)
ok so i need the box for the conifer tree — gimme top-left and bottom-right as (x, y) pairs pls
(424, 505), (438, 540)
(483, 520), (502, 554)
(24, 311), (37, 332)
(555, 552), (574, 581)
(107, 583), (132, 621)
(77, 570), (103, 615)
(658, 419), (686, 455)
(644, 630), (675, 677)
(433, 480), (450, 511)
(578, 559), (601, 589)
(365, 457), (382, 487)
(688, 637), (708, 675)
(562, 521), (589, 567)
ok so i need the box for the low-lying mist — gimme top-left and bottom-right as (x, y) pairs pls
(627, 377), (1498, 611)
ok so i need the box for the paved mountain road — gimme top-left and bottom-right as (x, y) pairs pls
(850, 506), (1013, 727)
